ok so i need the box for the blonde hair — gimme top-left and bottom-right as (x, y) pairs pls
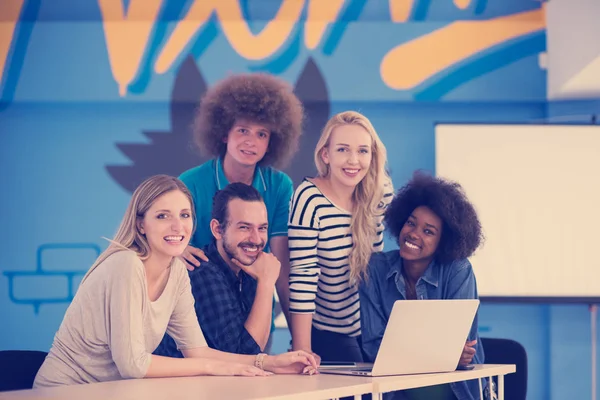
(81, 175), (195, 284)
(314, 111), (390, 283)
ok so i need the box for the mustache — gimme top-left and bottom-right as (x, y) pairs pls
(238, 241), (265, 249)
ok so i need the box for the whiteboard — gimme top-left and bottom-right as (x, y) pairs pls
(435, 124), (600, 300)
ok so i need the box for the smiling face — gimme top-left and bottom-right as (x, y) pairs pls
(398, 206), (443, 264)
(224, 119), (271, 167)
(321, 124), (373, 189)
(138, 189), (194, 262)
(212, 198), (268, 266)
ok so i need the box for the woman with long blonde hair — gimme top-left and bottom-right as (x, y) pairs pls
(34, 175), (317, 388)
(288, 111), (393, 361)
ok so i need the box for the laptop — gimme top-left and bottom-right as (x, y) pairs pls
(319, 299), (480, 377)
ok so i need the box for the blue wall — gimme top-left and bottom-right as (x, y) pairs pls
(1, 1), (599, 399)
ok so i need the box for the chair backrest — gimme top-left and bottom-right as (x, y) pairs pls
(481, 337), (528, 400)
(0, 350), (48, 392)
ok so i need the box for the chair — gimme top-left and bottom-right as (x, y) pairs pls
(481, 337), (527, 400)
(0, 350), (48, 392)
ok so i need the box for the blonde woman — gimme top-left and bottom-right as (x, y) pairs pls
(34, 175), (318, 387)
(288, 111), (393, 361)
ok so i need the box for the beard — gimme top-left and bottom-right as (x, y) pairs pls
(222, 235), (265, 266)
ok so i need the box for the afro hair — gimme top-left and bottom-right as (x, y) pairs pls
(384, 171), (484, 264)
(193, 73), (304, 169)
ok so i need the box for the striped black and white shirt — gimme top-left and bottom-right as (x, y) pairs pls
(288, 179), (393, 337)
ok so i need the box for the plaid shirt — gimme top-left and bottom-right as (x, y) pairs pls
(154, 242), (261, 357)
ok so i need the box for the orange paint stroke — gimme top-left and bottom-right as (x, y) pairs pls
(0, 0), (25, 84)
(380, 7), (546, 90)
(453, 0), (472, 10)
(154, 0), (215, 74)
(305, 0), (346, 49)
(389, 0), (415, 23)
(98, 0), (162, 97)
(217, 0), (304, 59)
(156, 0), (304, 74)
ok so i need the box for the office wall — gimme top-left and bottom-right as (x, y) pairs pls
(546, 0), (600, 99)
(1, 1), (598, 399)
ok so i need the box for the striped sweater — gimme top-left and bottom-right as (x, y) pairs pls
(288, 179), (393, 337)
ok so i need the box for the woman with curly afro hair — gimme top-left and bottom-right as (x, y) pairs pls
(155, 73), (304, 357)
(359, 171), (486, 400)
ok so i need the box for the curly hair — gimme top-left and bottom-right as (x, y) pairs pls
(384, 171), (484, 264)
(193, 73), (304, 168)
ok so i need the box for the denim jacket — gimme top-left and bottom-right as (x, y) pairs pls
(359, 250), (485, 400)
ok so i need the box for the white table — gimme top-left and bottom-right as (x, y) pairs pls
(0, 374), (374, 400)
(0, 364), (515, 400)
(370, 364), (516, 400)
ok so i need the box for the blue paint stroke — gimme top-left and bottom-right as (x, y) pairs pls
(121, 0), (132, 13)
(414, 31), (545, 101)
(189, 17), (219, 62)
(475, 0), (488, 15)
(412, 0), (432, 21)
(239, 0), (252, 22)
(0, 0), (42, 110)
(323, 0), (368, 56)
(129, 1), (194, 94)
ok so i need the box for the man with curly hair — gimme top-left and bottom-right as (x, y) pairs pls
(359, 171), (487, 400)
(155, 73), (304, 357)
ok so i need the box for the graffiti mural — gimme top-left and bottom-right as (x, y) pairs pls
(0, 0), (546, 102)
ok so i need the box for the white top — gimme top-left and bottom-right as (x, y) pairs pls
(33, 250), (207, 387)
(288, 179), (392, 336)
